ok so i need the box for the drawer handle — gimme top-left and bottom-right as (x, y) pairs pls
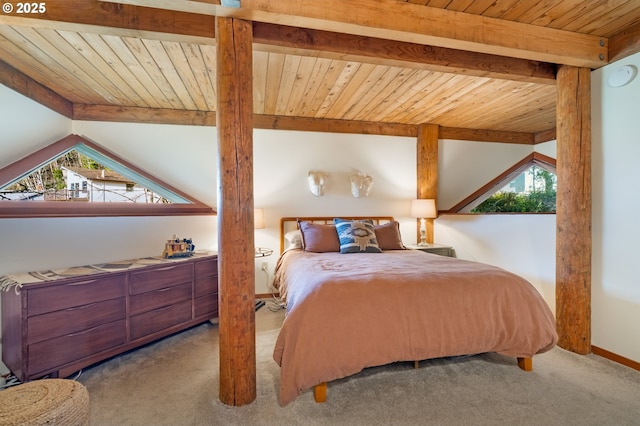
(157, 287), (174, 292)
(154, 304), (175, 313)
(155, 266), (179, 272)
(65, 302), (98, 311)
(67, 324), (104, 337)
(69, 279), (98, 286)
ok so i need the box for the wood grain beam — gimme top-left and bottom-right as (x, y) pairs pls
(73, 104), (217, 125)
(2, 0), (215, 39)
(253, 23), (557, 85)
(439, 127), (534, 145)
(416, 124), (438, 244)
(253, 115), (416, 137)
(216, 16), (256, 406)
(609, 22), (640, 63)
(105, 0), (608, 67)
(0, 60), (72, 118)
(555, 65), (591, 355)
(534, 128), (557, 144)
(72, 105), (539, 144)
(6, 1), (558, 83)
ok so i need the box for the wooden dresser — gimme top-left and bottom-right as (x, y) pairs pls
(1, 252), (217, 382)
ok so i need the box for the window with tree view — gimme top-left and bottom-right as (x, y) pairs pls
(471, 165), (556, 213)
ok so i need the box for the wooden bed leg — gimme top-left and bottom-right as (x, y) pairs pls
(314, 382), (327, 403)
(414, 360), (419, 369)
(517, 357), (533, 371)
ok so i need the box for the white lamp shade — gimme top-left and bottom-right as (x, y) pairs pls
(254, 208), (265, 229)
(411, 199), (437, 219)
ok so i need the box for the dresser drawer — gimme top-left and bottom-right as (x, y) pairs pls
(194, 274), (218, 298)
(28, 319), (126, 376)
(27, 298), (125, 344)
(129, 263), (193, 295)
(195, 258), (217, 278)
(194, 294), (218, 318)
(28, 275), (126, 316)
(129, 282), (192, 316)
(130, 300), (192, 340)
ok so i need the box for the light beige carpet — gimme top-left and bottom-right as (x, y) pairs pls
(79, 304), (640, 425)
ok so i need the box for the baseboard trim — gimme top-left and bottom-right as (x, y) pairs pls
(591, 345), (640, 371)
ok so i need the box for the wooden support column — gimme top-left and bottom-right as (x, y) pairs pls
(216, 16), (256, 406)
(556, 65), (591, 355)
(417, 124), (439, 243)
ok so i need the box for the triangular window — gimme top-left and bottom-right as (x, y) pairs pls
(0, 134), (213, 217)
(450, 153), (556, 214)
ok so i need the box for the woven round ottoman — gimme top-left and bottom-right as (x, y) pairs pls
(0, 379), (89, 426)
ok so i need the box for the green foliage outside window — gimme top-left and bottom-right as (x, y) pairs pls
(471, 167), (556, 213)
(471, 191), (556, 212)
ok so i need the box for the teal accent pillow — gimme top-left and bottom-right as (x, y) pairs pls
(333, 218), (382, 253)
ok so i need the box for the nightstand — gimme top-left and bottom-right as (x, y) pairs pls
(407, 243), (454, 257)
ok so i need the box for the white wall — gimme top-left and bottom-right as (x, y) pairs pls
(0, 84), (71, 169)
(252, 129), (419, 292)
(591, 52), (640, 363)
(72, 121), (218, 208)
(435, 215), (556, 313)
(252, 131), (556, 304)
(0, 118), (220, 273)
(438, 139), (536, 210)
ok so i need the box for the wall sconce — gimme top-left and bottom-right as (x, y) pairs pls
(254, 208), (265, 229)
(349, 172), (373, 198)
(411, 199), (437, 246)
(307, 171), (328, 197)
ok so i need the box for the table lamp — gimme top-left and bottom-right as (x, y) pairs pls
(411, 199), (437, 246)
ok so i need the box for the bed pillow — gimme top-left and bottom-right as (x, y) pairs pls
(374, 221), (406, 250)
(284, 230), (303, 250)
(298, 221), (340, 253)
(333, 218), (382, 253)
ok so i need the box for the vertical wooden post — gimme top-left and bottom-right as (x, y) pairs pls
(556, 65), (591, 354)
(216, 16), (256, 406)
(417, 124), (439, 243)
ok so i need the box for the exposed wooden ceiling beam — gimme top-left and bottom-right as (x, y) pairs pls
(73, 104), (217, 126)
(253, 115), (416, 137)
(2, 2), (556, 84)
(253, 23), (557, 85)
(0, 60), (72, 118)
(104, 0), (608, 68)
(72, 103), (534, 143)
(439, 127), (534, 145)
(535, 128), (557, 144)
(609, 22), (640, 63)
(0, 0), (215, 43)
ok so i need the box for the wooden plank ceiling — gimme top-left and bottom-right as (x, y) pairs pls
(0, 0), (639, 142)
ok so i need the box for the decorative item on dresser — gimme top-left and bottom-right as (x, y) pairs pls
(0, 252), (218, 383)
(406, 243), (454, 257)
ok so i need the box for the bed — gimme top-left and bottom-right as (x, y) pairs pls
(272, 217), (558, 406)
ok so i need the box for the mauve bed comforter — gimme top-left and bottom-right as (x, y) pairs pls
(272, 249), (557, 405)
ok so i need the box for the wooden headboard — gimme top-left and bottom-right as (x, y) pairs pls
(279, 216), (395, 253)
